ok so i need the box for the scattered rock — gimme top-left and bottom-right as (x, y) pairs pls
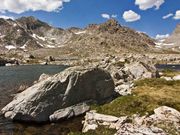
(173, 75), (180, 81)
(115, 83), (133, 96)
(149, 106), (180, 123)
(82, 111), (126, 132)
(124, 62), (158, 80)
(5, 63), (16, 66)
(116, 123), (166, 135)
(45, 56), (55, 62)
(41, 61), (48, 65)
(50, 102), (90, 122)
(0, 57), (19, 66)
(82, 106), (180, 135)
(161, 76), (173, 81)
(24, 54), (35, 59)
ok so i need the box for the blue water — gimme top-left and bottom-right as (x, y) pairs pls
(156, 64), (180, 71)
(0, 65), (68, 91)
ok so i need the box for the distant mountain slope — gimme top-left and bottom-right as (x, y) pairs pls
(0, 16), (73, 51)
(0, 17), (155, 55)
(155, 24), (180, 52)
(165, 24), (180, 47)
(61, 19), (156, 57)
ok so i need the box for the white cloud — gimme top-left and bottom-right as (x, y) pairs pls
(0, 0), (71, 14)
(155, 34), (169, 40)
(111, 14), (117, 18)
(0, 15), (14, 20)
(123, 10), (141, 22)
(101, 13), (110, 19)
(135, 0), (165, 10)
(162, 13), (173, 19)
(173, 10), (180, 20)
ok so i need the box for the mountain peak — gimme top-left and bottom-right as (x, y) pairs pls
(103, 19), (120, 27)
(97, 19), (121, 33)
(16, 16), (49, 30)
(86, 19), (121, 33)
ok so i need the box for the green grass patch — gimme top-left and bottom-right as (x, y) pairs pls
(91, 78), (180, 117)
(161, 69), (180, 77)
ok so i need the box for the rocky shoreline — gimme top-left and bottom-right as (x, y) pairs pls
(1, 52), (180, 68)
(1, 55), (180, 135)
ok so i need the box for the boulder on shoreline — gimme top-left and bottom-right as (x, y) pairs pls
(0, 57), (19, 66)
(1, 67), (115, 122)
(99, 56), (159, 95)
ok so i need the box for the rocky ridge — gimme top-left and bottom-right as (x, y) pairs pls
(0, 17), (155, 54)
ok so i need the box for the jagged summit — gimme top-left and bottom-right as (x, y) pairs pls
(86, 19), (121, 33)
(16, 16), (50, 31)
(101, 19), (120, 27)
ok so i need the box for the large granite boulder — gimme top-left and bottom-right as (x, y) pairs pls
(1, 67), (115, 122)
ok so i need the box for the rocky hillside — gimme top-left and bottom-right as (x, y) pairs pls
(0, 17), (156, 56)
(0, 16), (73, 51)
(62, 19), (156, 57)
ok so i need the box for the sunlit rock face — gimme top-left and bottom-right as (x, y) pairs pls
(1, 67), (115, 122)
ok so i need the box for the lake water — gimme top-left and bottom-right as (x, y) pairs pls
(0, 65), (83, 135)
(156, 64), (180, 71)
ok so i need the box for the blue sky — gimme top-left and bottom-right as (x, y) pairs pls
(0, 0), (180, 38)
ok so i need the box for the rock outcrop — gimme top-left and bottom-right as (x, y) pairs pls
(83, 106), (180, 135)
(1, 67), (115, 122)
(98, 55), (159, 95)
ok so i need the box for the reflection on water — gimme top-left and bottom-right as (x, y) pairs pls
(0, 65), (83, 135)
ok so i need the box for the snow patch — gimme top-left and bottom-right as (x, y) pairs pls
(20, 44), (27, 49)
(163, 43), (174, 46)
(5, 45), (16, 50)
(155, 42), (175, 47)
(36, 41), (44, 47)
(47, 45), (55, 48)
(75, 31), (86, 35)
(155, 45), (162, 48)
(32, 34), (46, 41)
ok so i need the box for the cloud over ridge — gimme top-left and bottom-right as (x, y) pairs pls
(0, 0), (71, 14)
